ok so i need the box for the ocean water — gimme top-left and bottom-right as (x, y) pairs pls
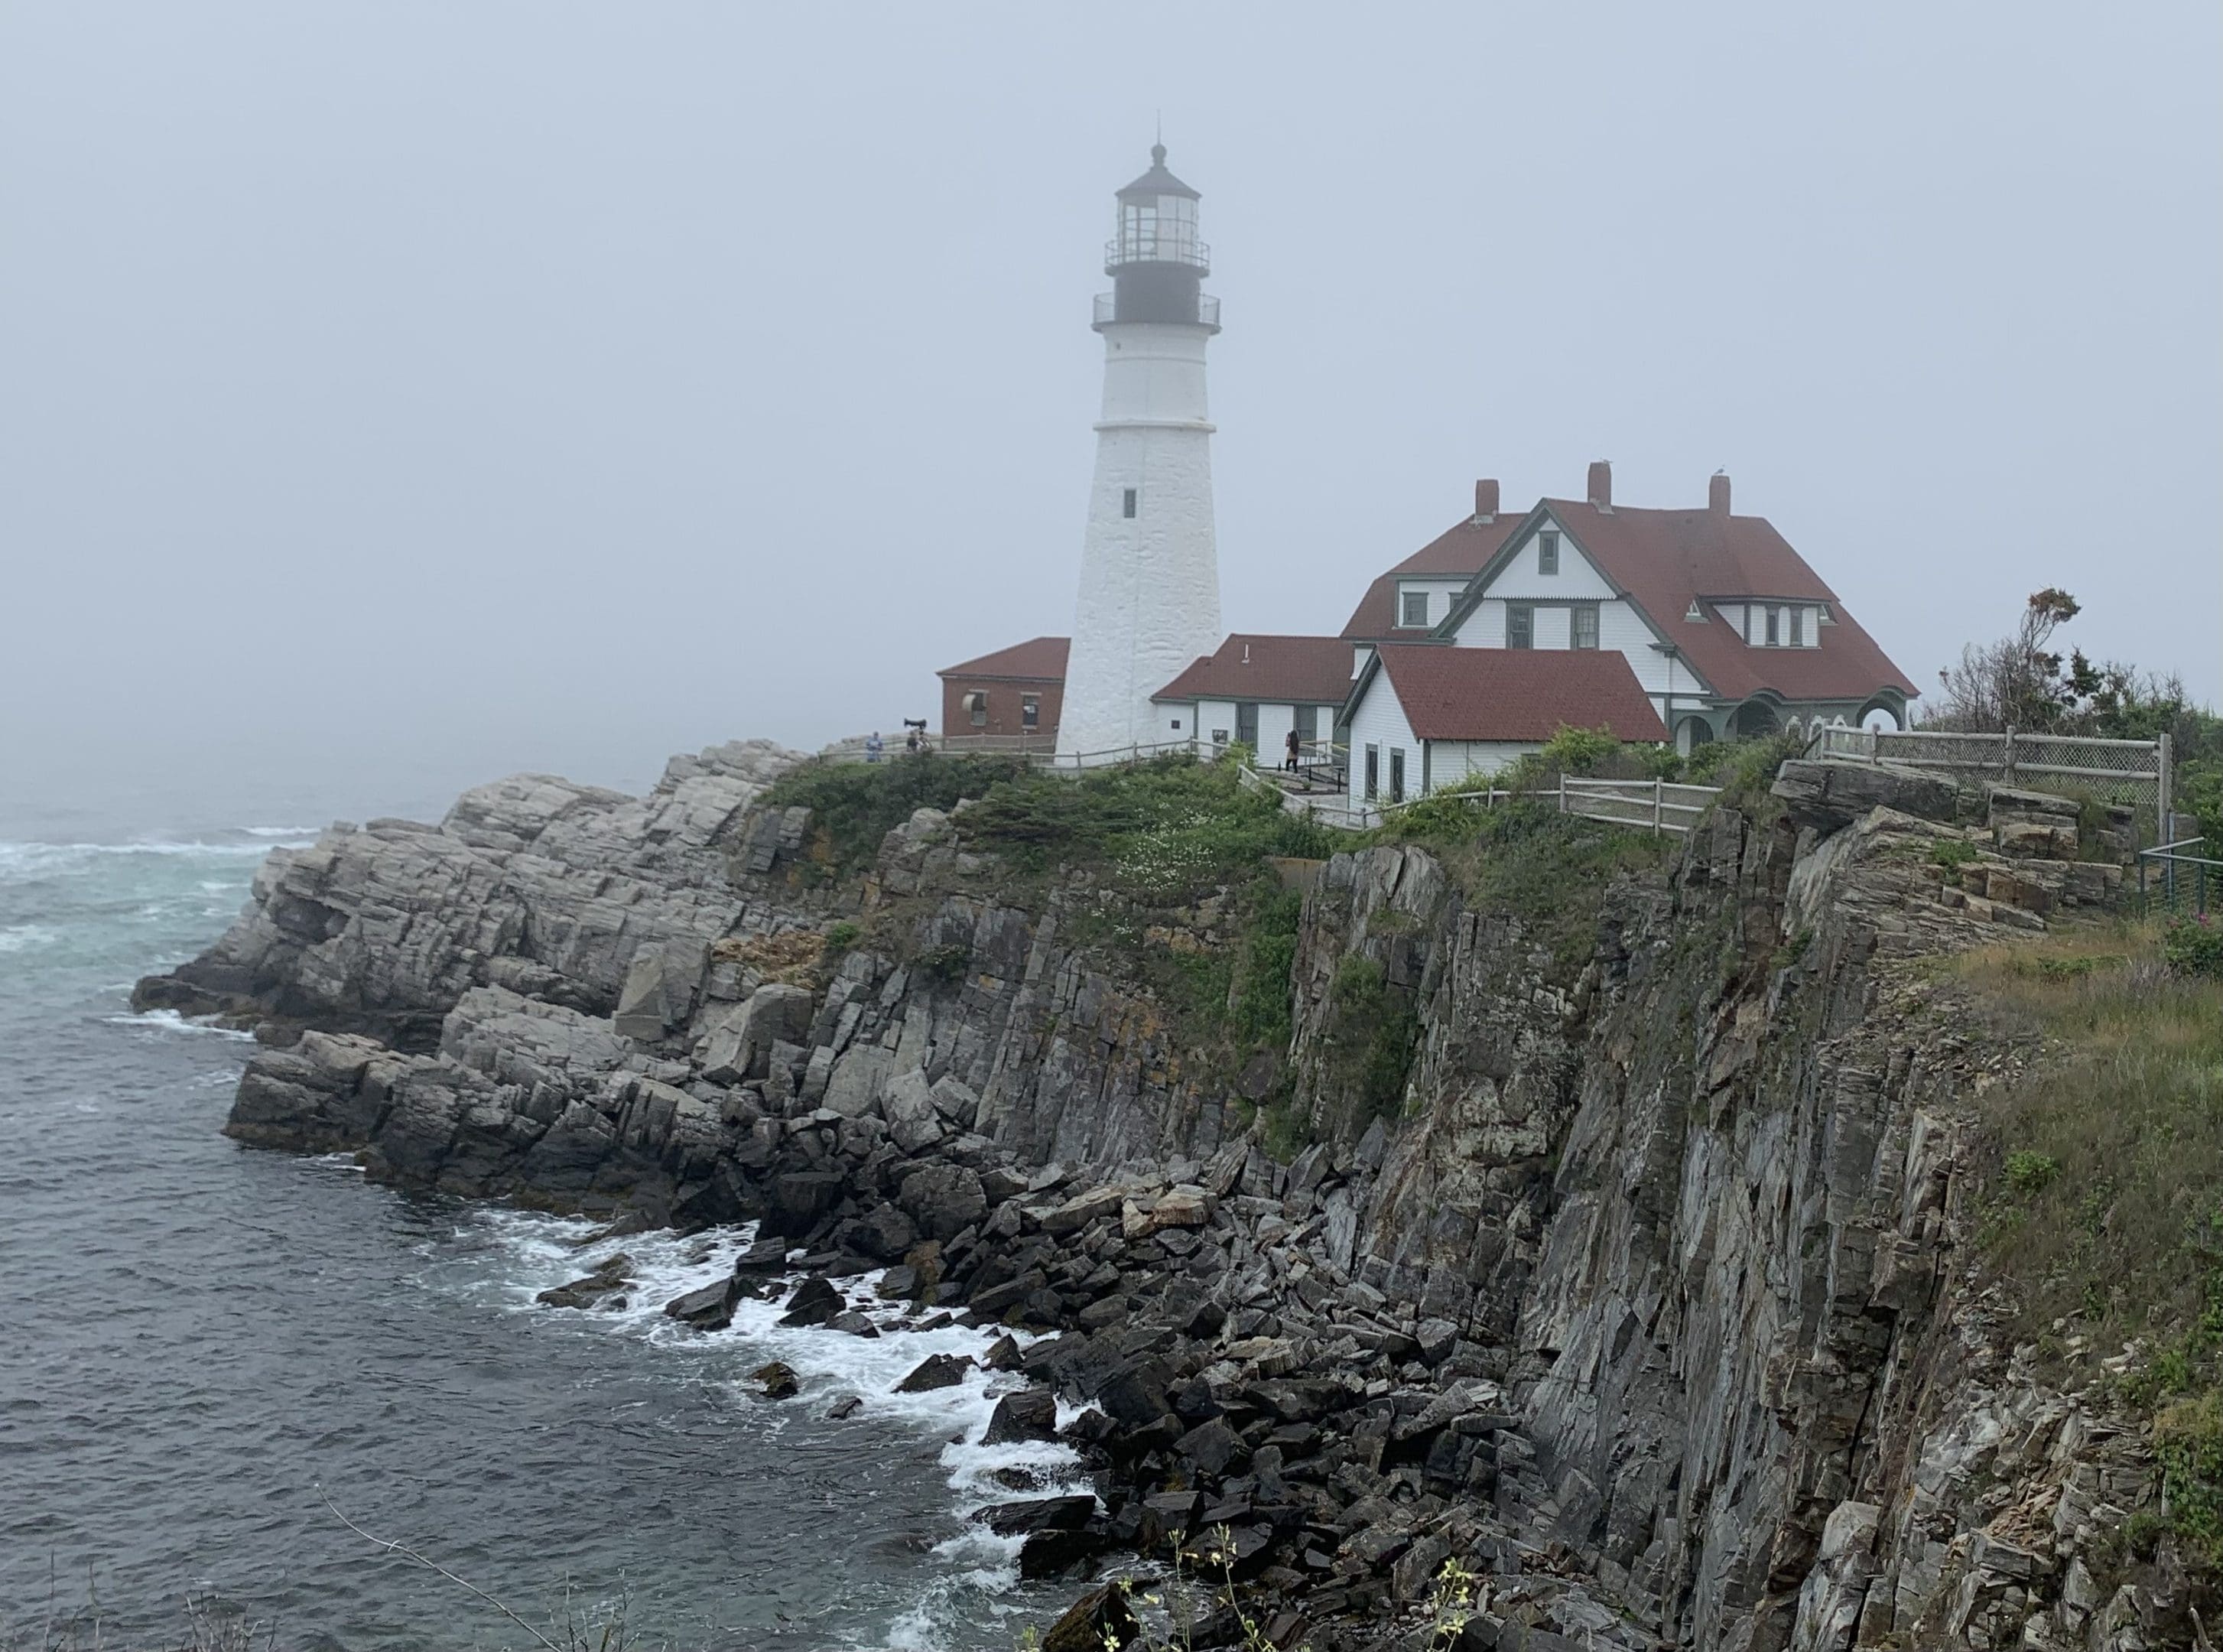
(0, 817), (1083, 1650)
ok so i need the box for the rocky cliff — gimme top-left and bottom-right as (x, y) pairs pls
(138, 747), (2199, 1650)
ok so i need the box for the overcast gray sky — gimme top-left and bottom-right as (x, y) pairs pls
(3, 3), (2217, 821)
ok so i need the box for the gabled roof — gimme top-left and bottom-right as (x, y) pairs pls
(1455, 500), (1916, 704)
(1338, 514), (1524, 640)
(1152, 634), (1355, 706)
(937, 636), (1070, 681)
(1359, 646), (1669, 743)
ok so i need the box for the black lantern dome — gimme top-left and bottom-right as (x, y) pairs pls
(1096, 145), (1219, 332)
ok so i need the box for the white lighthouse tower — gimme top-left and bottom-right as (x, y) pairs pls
(1057, 145), (1224, 763)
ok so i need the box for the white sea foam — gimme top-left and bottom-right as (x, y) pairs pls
(103, 1009), (255, 1041)
(0, 840), (304, 884)
(0, 923), (59, 954)
(463, 1209), (1091, 1636)
(242, 825), (320, 838)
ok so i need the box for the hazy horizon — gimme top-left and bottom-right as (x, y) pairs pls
(4, 4), (2217, 829)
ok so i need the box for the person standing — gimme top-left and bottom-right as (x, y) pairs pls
(1284, 727), (1302, 774)
(866, 730), (884, 764)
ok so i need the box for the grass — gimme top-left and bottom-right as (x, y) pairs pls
(1948, 917), (2223, 1565)
(1373, 797), (1667, 978)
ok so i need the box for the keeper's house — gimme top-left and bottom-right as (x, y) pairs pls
(1343, 646), (1667, 810)
(936, 636), (1068, 747)
(1347, 463), (1916, 755)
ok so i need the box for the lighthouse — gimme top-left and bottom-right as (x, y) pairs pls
(1056, 145), (1224, 763)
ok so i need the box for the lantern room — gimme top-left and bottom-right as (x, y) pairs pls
(1096, 145), (1220, 333)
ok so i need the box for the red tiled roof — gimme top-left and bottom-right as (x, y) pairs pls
(1152, 634), (1356, 705)
(1529, 500), (1916, 703)
(937, 636), (1070, 681)
(1372, 646), (1669, 743)
(1338, 515), (1523, 639)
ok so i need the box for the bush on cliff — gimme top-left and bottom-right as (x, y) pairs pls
(759, 753), (1032, 876)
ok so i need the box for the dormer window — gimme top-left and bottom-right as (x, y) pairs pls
(1400, 589), (1429, 627)
(1764, 606), (1780, 646)
(1789, 606), (1805, 646)
(1538, 530), (1560, 576)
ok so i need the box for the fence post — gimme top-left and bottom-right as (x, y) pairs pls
(2157, 730), (2173, 847)
(1558, 772), (1567, 819)
(1653, 779), (1663, 837)
(2003, 726), (2017, 785)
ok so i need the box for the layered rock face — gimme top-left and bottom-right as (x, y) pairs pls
(134, 740), (803, 1049)
(138, 754), (2188, 1649)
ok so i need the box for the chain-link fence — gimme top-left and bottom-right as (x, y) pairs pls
(1806, 725), (2172, 841)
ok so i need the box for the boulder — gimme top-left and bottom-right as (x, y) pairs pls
(894, 1353), (972, 1393)
(845, 1202), (918, 1262)
(928, 1075), (981, 1130)
(535, 1252), (633, 1310)
(1039, 1582), (1141, 1652)
(827, 1393), (863, 1419)
(897, 1163), (988, 1241)
(695, 982), (815, 1083)
(880, 1068), (947, 1154)
(971, 1494), (1096, 1536)
(822, 1046), (893, 1119)
(1770, 758), (1956, 833)
(751, 1361), (800, 1400)
(1093, 1358), (1173, 1429)
(613, 938), (710, 1042)
(661, 1276), (742, 1331)
(1042, 1184), (1126, 1236)
(983, 1386), (1060, 1445)
(776, 1276), (844, 1328)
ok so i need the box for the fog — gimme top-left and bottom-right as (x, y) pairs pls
(2, 4), (2216, 828)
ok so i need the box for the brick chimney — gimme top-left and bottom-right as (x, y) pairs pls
(1586, 460), (1613, 512)
(1709, 471), (1731, 516)
(1473, 478), (1500, 523)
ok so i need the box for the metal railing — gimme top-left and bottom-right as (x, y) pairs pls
(1805, 724), (2171, 839)
(1104, 236), (1210, 270)
(1092, 291), (1222, 328)
(2138, 838), (2219, 918)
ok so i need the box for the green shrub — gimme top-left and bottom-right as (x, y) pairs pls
(1930, 838), (1981, 872)
(2156, 1391), (2223, 1564)
(1538, 724), (1622, 776)
(822, 919), (861, 954)
(760, 753), (1032, 876)
(1323, 954), (1421, 1122)
(914, 942), (971, 985)
(2164, 915), (2223, 978)
(2003, 1150), (2062, 1197)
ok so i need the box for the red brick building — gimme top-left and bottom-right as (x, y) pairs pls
(935, 636), (1069, 746)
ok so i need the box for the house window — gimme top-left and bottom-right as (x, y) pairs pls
(964, 691), (988, 727)
(1789, 606), (1805, 646)
(1123, 489), (1137, 519)
(1169, 717), (1182, 731)
(1211, 727), (1229, 752)
(1400, 589), (1429, 627)
(1389, 748), (1406, 804)
(1507, 603), (1534, 649)
(1364, 743), (1379, 801)
(1021, 694), (1040, 730)
(1571, 604), (1599, 649)
(1294, 704), (1318, 741)
(1764, 606), (1780, 646)
(1237, 703), (1259, 748)
(1538, 530), (1559, 576)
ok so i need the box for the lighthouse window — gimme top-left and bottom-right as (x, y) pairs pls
(1123, 489), (1137, 519)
